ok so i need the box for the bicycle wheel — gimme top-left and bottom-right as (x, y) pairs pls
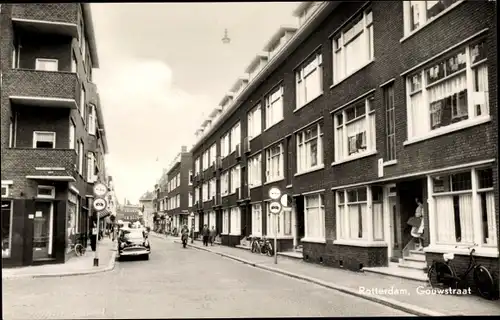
(266, 243), (273, 257)
(428, 261), (457, 289)
(474, 265), (497, 300)
(251, 242), (257, 253)
(74, 244), (84, 257)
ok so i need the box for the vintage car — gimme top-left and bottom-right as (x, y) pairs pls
(117, 227), (150, 260)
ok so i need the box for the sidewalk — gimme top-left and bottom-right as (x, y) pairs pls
(2, 238), (117, 279)
(175, 240), (500, 316)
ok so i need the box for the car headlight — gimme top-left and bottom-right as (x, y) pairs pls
(144, 240), (149, 247)
(120, 242), (125, 248)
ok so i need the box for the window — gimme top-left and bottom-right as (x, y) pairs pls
(78, 141), (84, 175)
(1, 184), (10, 197)
(209, 144), (217, 166)
(230, 122), (241, 153)
(176, 173), (180, 187)
(176, 194), (180, 208)
(404, 0), (463, 35)
(2, 200), (13, 258)
(188, 170), (193, 185)
(69, 120), (76, 149)
(80, 86), (86, 119)
(230, 207), (241, 235)
(383, 83), (396, 161)
(194, 213), (200, 232)
(202, 182), (208, 202)
(33, 131), (56, 149)
(88, 104), (96, 135)
(209, 178), (216, 199)
(296, 122), (323, 173)
(221, 134), (230, 158)
(333, 10), (373, 83)
(296, 53), (323, 109)
(194, 158), (200, 175)
(82, 36), (87, 65)
(248, 104), (262, 139)
(230, 165), (240, 194)
(8, 118), (13, 148)
(406, 40), (489, 141)
(35, 58), (58, 72)
(304, 194), (325, 240)
(266, 143), (284, 182)
(248, 154), (262, 188)
(431, 168), (496, 247)
(265, 86), (284, 129)
(194, 187), (199, 203)
(37, 186), (55, 199)
(188, 192), (193, 207)
(209, 211), (216, 230)
(266, 202), (291, 237)
(87, 152), (95, 182)
(202, 150), (209, 171)
(67, 192), (79, 251)
(71, 51), (77, 73)
(251, 203), (262, 236)
(221, 171), (229, 196)
(222, 209), (229, 234)
(334, 95), (376, 162)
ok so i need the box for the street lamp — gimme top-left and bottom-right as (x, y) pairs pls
(190, 212), (195, 244)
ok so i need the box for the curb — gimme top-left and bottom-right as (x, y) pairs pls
(2, 251), (117, 280)
(176, 241), (446, 317)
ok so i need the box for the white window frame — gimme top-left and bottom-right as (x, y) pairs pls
(230, 207), (241, 236)
(247, 104), (262, 139)
(230, 122), (241, 153)
(209, 144), (217, 167)
(265, 143), (284, 183)
(86, 152), (96, 182)
(248, 154), (262, 188)
(35, 58), (58, 72)
(209, 211), (216, 230)
(8, 118), (13, 148)
(194, 158), (200, 175)
(202, 150), (209, 171)
(296, 53), (323, 110)
(265, 86), (284, 130)
(266, 201), (291, 237)
(333, 95), (376, 164)
(71, 51), (77, 73)
(303, 193), (326, 242)
(222, 209), (229, 235)
(221, 171), (229, 196)
(296, 122), (324, 174)
(1, 182), (11, 197)
(69, 120), (76, 149)
(405, 40), (490, 144)
(332, 9), (373, 85)
(251, 203), (262, 236)
(194, 187), (199, 204)
(88, 104), (96, 135)
(37, 185), (55, 199)
(209, 178), (216, 200)
(221, 133), (230, 158)
(177, 194), (180, 208)
(403, 1), (465, 38)
(32, 131), (56, 149)
(230, 165), (240, 194)
(80, 86), (86, 119)
(78, 141), (84, 175)
(188, 192), (193, 207)
(202, 182), (209, 202)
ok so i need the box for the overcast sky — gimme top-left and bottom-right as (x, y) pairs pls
(91, 2), (298, 204)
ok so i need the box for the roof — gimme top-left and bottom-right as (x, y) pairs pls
(230, 76), (250, 93)
(293, 2), (316, 17)
(219, 93), (234, 107)
(208, 106), (223, 118)
(263, 25), (298, 52)
(245, 53), (269, 73)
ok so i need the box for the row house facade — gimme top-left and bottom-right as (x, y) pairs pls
(1, 4), (110, 267)
(139, 191), (155, 229)
(189, 0), (499, 287)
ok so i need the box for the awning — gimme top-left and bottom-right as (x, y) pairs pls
(98, 210), (111, 219)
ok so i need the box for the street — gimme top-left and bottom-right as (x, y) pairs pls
(2, 237), (411, 319)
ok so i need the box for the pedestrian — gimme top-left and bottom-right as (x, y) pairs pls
(89, 221), (97, 251)
(209, 226), (217, 246)
(180, 224), (189, 248)
(407, 198), (425, 250)
(202, 224), (210, 246)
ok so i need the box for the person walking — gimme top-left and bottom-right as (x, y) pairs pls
(209, 226), (217, 246)
(180, 224), (189, 248)
(202, 224), (210, 246)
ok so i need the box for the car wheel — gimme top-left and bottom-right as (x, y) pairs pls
(143, 254), (149, 260)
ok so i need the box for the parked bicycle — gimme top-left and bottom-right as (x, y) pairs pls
(427, 243), (497, 300)
(250, 236), (273, 257)
(73, 233), (87, 257)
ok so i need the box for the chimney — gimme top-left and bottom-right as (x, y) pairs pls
(181, 145), (187, 152)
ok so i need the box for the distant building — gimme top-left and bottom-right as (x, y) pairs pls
(139, 191), (155, 228)
(116, 203), (142, 223)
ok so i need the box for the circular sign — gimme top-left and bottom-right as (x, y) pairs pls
(93, 183), (108, 197)
(280, 194), (291, 207)
(93, 198), (107, 212)
(269, 201), (282, 214)
(268, 187), (281, 200)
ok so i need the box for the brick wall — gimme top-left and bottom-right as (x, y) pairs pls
(10, 3), (78, 24)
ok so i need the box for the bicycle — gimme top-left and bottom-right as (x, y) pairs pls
(427, 243), (497, 300)
(74, 234), (87, 257)
(250, 236), (273, 257)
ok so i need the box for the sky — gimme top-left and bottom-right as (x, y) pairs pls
(91, 2), (299, 204)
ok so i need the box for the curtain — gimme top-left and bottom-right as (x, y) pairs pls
(435, 196), (455, 243)
(203, 213), (208, 226)
(306, 207), (318, 238)
(345, 33), (365, 75)
(348, 205), (360, 239)
(427, 73), (467, 103)
(484, 192), (497, 246)
(373, 203), (384, 240)
(304, 67), (321, 102)
(337, 205), (345, 239)
(458, 193), (474, 244)
(473, 64), (489, 116)
(346, 118), (366, 154)
(410, 92), (427, 137)
(284, 210), (292, 235)
(209, 212), (216, 229)
(223, 211), (229, 234)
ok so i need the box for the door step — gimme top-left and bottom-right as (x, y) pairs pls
(363, 264), (428, 282)
(278, 251), (303, 260)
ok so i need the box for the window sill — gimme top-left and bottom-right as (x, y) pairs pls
(249, 184), (262, 190)
(333, 239), (388, 247)
(383, 160), (397, 167)
(330, 60), (375, 90)
(221, 193), (229, 198)
(250, 134), (261, 141)
(250, 233), (262, 238)
(221, 233), (229, 236)
(295, 164), (325, 177)
(264, 178), (285, 185)
(264, 119), (284, 132)
(268, 235), (294, 240)
(301, 237), (326, 244)
(331, 150), (377, 167)
(424, 245), (498, 258)
(293, 93), (323, 113)
(229, 233), (241, 236)
(286, 184), (292, 189)
(403, 116), (491, 146)
(400, 0), (466, 44)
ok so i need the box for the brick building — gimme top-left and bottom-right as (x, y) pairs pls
(1, 4), (110, 267)
(139, 191), (155, 229)
(188, 0), (498, 286)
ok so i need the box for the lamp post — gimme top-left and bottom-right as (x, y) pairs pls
(190, 212), (195, 243)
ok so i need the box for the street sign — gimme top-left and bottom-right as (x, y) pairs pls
(93, 183), (108, 197)
(269, 201), (282, 214)
(93, 198), (107, 212)
(268, 187), (281, 200)
(280, 194), (293, 207)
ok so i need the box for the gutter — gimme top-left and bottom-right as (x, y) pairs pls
(81, 3), (100, 68)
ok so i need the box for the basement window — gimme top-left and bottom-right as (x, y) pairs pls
(37, 186), (55, 199)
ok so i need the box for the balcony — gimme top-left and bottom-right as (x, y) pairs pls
(11, 3), (79, 38)
(4, 69), (78, 109)
(2, 148), (77, 181)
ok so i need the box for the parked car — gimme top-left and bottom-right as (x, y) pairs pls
(117, 227), (150, 260)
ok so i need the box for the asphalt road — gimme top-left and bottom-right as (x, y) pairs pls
(2, 237), (411, 319)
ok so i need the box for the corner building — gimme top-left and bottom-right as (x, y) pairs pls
(1, 4), (110, 267)
(190, 1), (498, 286)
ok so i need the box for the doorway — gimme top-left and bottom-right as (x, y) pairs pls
(294, 196), (305, 248)
(32, 201), (54, 261)
(397, 179), (424, 254)
(385, 184), (401, 261)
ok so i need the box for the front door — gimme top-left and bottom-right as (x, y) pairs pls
(295, 196), (305, 248)
(388, 194), (401, 261)
(32, 201), (53, 260)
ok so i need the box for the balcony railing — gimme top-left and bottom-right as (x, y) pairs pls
(12, 3), (79, 25)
